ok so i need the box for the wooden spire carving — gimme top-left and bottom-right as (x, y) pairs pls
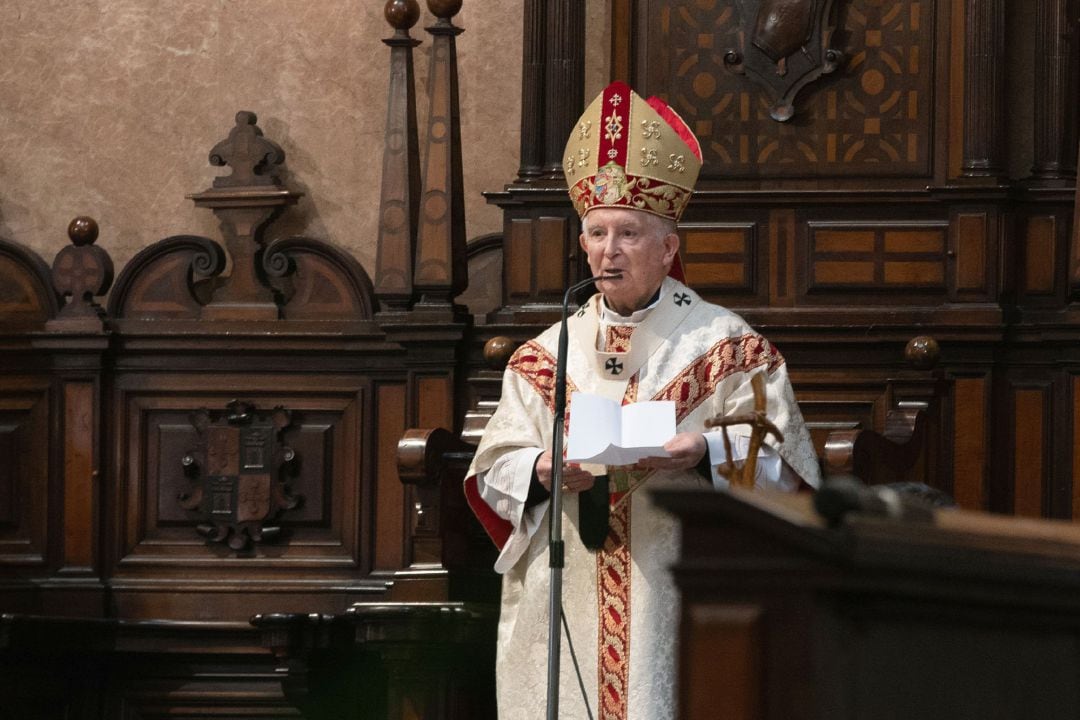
(413, 0), (467, 306)
(374, 0), (423, 311)
(188, 111), (301, 320)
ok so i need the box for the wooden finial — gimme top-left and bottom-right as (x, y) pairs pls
(904, 335), (940, 369)
(68, 216), (99, 246)
(207, 111), (286, 188)
(483, 336), (517, 370)
(385, 0), (420, 29)
(50, 216), (113, 325)
(426, 0), (462, 20)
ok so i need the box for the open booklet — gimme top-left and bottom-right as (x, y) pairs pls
(565, 392), (676, 466)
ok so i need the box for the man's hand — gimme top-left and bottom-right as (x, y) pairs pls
(636, 432), (707, 471)
(536, 450), (596, 493)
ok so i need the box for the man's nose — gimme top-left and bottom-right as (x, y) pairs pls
(601, 235), (621, 256)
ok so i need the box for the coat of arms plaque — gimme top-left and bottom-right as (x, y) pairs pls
(724, 0), (845, 122)
(178, 400), (301, 551)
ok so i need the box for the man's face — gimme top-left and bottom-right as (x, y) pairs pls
(579, 207), (679, 315)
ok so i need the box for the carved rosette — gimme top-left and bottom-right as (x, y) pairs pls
(178, 400), (301, 551)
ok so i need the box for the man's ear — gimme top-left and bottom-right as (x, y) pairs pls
(579, 232), (588, 254)
(662, 231), (681, 265)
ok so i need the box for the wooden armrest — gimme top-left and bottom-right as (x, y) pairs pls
(397, 428), (475, 486)
(823, 403), (927, 486)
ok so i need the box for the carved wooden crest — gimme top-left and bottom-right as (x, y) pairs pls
(724, 0), (844, 122)
(178, 400), (301, 551)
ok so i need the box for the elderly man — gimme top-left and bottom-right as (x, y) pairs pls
(465, 82), (820, 720)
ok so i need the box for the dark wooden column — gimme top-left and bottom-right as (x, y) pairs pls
(517, 0), (546, 182)
(485, 0), (588, 322)
(375, 0), (423, 310)
(961, 0), (1007, 179)
(414, 0), (467, 306)
(1031, 0), (1078, 182)
(540, 0), (586, 179)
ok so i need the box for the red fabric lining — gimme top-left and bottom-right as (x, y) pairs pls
(463, 474), (512, 550)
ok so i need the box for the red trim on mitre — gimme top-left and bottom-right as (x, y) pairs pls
(645, 95), (703, 162)
(463, 474), (512, 550)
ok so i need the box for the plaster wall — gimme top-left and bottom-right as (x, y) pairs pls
(0, 0), (524, 279)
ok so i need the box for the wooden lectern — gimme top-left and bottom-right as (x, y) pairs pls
(653, 486), (1080, 720)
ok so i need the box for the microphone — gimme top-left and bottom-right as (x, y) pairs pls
(546, 272), (621, 720)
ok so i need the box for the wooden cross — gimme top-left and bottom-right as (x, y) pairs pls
(705, 372), (784, 488)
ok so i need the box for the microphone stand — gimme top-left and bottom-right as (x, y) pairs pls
(546, 273), (620, 720)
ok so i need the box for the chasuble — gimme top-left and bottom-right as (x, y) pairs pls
(465, 277), (820, 720)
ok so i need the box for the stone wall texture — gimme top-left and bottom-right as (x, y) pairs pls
(0, 0), (526, 279)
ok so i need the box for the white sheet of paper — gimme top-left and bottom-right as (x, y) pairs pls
(566, 392), (676, 465)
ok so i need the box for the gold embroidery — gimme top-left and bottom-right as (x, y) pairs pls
(604, 325), (635, 353)
(596, 498), (631, 720)
(604, 111), (624, 143)
(653, 333), (784, 419)
(668, 153), (686, 172)
(640, 147), (659, 167)
(570, 174), (693, 220)
(641, 119), (661, 139)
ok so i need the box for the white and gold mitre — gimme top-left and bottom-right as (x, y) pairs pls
(563, 81), (703, 222)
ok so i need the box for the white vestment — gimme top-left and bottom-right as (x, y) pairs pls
(465, 277), (820, 720)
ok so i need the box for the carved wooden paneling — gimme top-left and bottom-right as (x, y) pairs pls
(951, 375), (987, 510)
(0, 240), (58, 328)
(505, 219), (534, 302)
(806, 221), (948, 294)
(1013, 386), (1048, 517)
(950, 211), (991, 297)
(503, 216), (573, 306)
(769, 209), (796, 306)
(62, 382), (96, 571)
(0, 385), (50, 568)
(114, 381), (366, 570)
(376, 383), (408, 572)
(107, 236), (224, 320)
(681, 223), (758, 295)
(1022, 215), (1057, 297)
(416, 375), (454, 434)
(639, 0), (936, 178)
(682, 604), (763, 720)
(266, 238), (376, 321)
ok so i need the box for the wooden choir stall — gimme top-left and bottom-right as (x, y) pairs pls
(2, 0), (1080, 718)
